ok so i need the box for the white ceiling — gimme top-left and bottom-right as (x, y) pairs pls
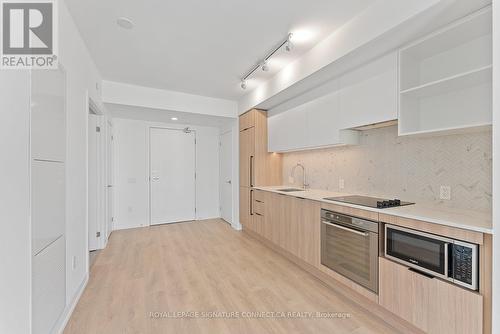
(106, 103), (235, 129)
(65, 0), (375, 100)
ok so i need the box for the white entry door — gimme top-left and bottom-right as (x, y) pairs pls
(219, 131), (232, 224)
(150, 128), (196, 225)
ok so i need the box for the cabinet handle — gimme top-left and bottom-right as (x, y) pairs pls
(250, 189), (254, 216)
(249, 155), (254, 187)
(408, 267), (435, 279)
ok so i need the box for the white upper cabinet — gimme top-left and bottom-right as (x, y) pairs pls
(305, 80), (341, 148)
(268, 52), (397, 153)
(339, 52), (398, 128)
(398, 6), (492, 136)
(268, 106), (308, 152)
(31, 69), (66, 162)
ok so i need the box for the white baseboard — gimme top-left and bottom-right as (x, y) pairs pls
(53, 273), (89, 334)
(196, 215), (222, 221)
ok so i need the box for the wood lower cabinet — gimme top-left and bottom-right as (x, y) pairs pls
(379, 257), (433, 331)
(379, 257), (483, 334)
(295, 198), (321, 266)
(252, 190), (265, 236)
(239, 187), (253, 230)
(287, 197), (321, 265)
(264, 192), (284, 246)
(259, 192), (321, 266)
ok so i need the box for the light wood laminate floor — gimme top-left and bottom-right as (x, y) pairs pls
(64, 219), (401, 334)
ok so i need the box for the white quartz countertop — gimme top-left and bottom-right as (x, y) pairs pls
(253, 186), (493, 234)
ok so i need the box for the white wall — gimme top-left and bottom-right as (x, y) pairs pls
(113, 118), (220, 230)
(0, 72), (31, 334)
(102, 81), (238, 118)
(0, 1), (105, 333)
(491, 0), (499, 332)
(59, 0), (104, 330)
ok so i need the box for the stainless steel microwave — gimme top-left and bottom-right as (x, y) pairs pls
(385, 224), (478, 290)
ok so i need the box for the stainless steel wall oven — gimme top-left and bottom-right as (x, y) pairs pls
(321, 209), (379, 293)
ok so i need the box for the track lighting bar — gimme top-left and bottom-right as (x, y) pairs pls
(240, 33), (293, 89)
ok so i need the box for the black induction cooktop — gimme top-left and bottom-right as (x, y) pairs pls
(323, 195), (414, 209)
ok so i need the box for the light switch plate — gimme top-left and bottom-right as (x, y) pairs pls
(288, 176), (294, 184)
(440, 185), (451, 200)
(339, 178), (345, 190)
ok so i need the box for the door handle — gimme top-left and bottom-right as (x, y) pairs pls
(226, 180), (232, 184)
(250, 190), (254, 216)
(249, 155), (254, 187)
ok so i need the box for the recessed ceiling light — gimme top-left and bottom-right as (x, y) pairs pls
(117, 17), (134, 29)
(171, 117), (178, 121)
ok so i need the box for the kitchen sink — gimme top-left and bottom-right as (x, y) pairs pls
(277, 188), (305, 192)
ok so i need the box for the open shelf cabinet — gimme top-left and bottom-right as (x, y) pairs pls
(398, 6), (492, 136)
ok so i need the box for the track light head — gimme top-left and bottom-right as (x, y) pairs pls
(240, 79), (247, 90)
(261, 60), (269, 72)
(285, 32), (293, 52)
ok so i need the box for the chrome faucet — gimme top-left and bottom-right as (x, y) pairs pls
(291, 163), (309, 189)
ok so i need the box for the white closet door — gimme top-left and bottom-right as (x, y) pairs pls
(150, 128), (196, 225)
(31, 160), (65, 255)
(32, 236), (65, 334)
(31, 68), (65, 162)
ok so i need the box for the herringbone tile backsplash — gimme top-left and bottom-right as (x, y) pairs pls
(283, 126), (492, 212)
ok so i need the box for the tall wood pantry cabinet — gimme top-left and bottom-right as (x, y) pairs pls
(239, 109), (282, 229)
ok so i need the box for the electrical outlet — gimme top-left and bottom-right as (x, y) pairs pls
(72, 256), (77, 270)
(339, 178), (345, 190)
(440, 185), (451, 200)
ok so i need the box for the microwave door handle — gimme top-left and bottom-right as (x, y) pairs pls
(444, 242), (450, 277)
(322, 220), (369, 237)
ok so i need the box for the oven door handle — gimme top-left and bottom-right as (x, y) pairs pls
(322, 220), (369, 237)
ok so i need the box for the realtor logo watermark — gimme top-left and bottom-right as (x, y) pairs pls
(1, 0), (58, 69)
